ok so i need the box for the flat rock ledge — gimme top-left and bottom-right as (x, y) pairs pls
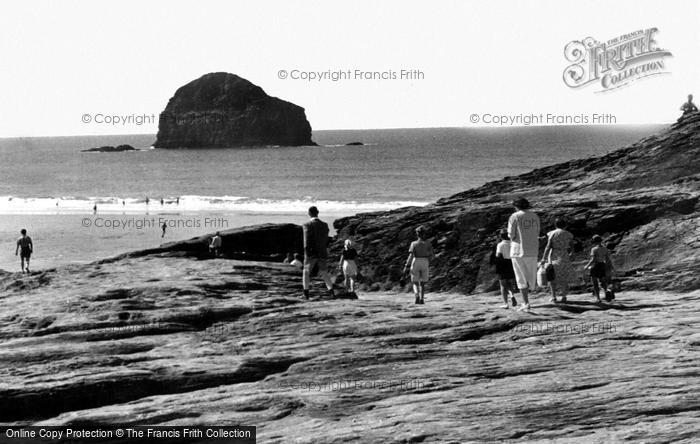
(1, 256), (698, 443)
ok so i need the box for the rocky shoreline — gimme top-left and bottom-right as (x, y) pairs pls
(331, 114), (700, 294)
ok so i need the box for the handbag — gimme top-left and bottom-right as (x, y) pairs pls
(537, 264), (548, 287)
(545, 263), (556, 281)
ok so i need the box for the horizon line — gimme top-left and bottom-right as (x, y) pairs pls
(0, 122), (671, 140)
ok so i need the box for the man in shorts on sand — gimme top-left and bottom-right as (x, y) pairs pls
(302, 206), (334, 299)
(15, 229), (33, 273)
(508, 197), (541, 311)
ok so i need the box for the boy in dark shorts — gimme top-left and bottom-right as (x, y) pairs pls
(15, 229), (33, 273)
(493, 230), (518, 308)
(584, 235), (614, 303)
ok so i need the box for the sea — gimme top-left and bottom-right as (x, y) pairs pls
(0, 125), (664, 272)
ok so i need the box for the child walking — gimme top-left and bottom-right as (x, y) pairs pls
(338, 239), (359, 297)
(493, 230), (518, 308)
(584, 235), (615, 303)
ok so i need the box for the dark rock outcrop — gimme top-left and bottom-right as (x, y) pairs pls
(154, 72), (315, 148)
(100, 223), (303, 263)
(331, 113), (700, 293)
(81, 144), (136, 152)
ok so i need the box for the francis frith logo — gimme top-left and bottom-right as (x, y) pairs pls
(563, 28), (672, 92)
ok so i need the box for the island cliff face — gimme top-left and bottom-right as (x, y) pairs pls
(331, 113), (700, 294)
(154, 73), (315, 148)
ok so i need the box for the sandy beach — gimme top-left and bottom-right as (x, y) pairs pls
(0, 212), (347, 272)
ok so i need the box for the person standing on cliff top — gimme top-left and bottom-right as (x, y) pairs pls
(508, 197), (541, 312)
(680, 94), (698, 116)
(302, 206), (334, 299)
(15, 229), (33, 273)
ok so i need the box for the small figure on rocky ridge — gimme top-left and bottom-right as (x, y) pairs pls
(680, 94), (698, 116)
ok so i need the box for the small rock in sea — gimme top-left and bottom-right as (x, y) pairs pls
(81, 144), (136, 152)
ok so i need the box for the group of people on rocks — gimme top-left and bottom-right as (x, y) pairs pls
(298, 206), (352, 299)
(492, 198), (615, 312)
(300, 200), (616, 310)
(10, 200), (618, 308)
(297, 205), (436, 301)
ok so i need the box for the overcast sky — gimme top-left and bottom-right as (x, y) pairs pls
(1, 0), (698, 137)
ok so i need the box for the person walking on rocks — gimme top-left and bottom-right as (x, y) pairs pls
(302, 206), (334, 299)
(338, 239), (359, 297)
(541, 219), (574, 303)
(403, 226), (434, 304)
(584, 235), (614, 303)
(508, 197), (541, 311)
(493, 230), (518, 308)
(15, 229), (33, 273)
(209, 232), (222, 256)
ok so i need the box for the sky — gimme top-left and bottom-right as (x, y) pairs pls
(0, 0), (698, 137)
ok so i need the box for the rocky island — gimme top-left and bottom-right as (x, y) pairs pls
(80, 144), (136, 153)
(1, 116), (699, 442)
(153, 73), (315, 148)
